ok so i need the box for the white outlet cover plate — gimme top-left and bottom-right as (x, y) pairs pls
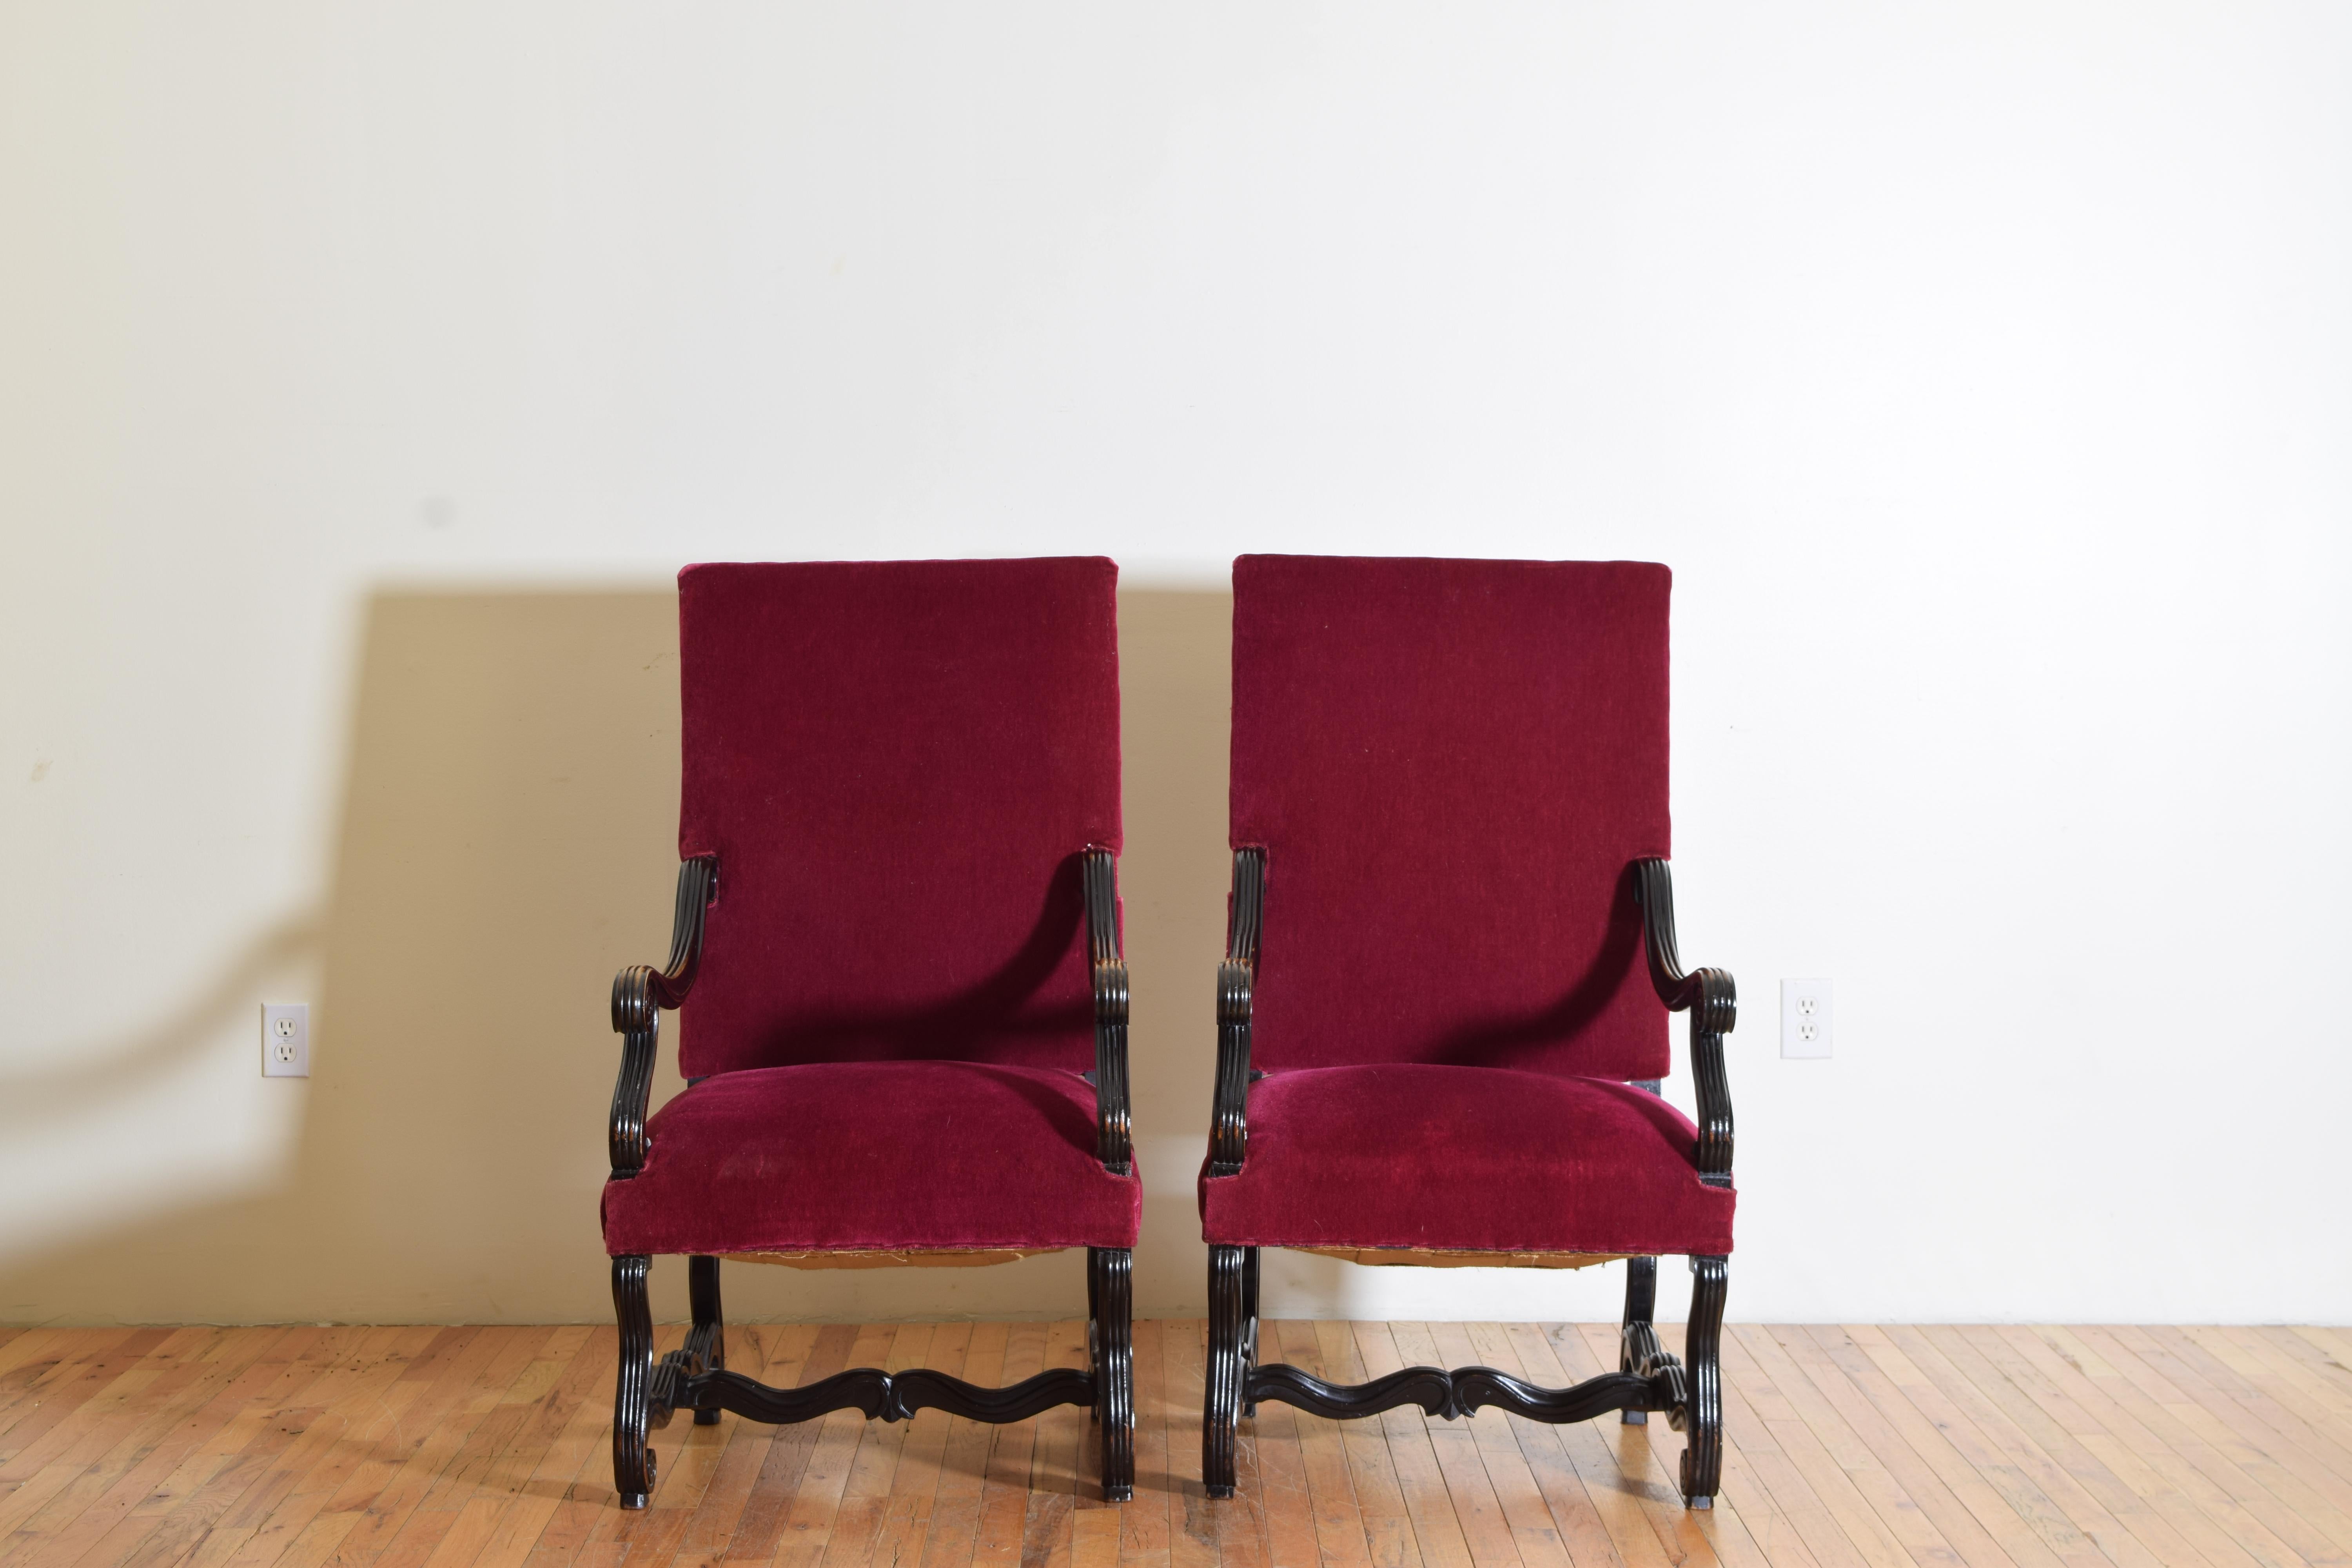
(262, 1002), (310, 1077)
(1780, 978), (1833, 1059)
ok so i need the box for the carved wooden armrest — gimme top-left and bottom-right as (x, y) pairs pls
(1207, 848), (1265, 1178)
(1082, 846), (1132, 1174)
(607, 855), (717, 1180)
(1632, 857), (1735, 1187)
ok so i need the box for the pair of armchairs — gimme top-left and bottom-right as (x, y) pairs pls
(598, 555), (1736, 1512)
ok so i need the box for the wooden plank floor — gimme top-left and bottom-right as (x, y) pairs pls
(2, 1321), (2348, 1568)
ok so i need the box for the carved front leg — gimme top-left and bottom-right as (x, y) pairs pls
(611, 1256), (655, 1508)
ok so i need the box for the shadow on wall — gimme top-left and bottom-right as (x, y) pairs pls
(0, 914), (323, 1140)
(0, 587), (1233, 1325)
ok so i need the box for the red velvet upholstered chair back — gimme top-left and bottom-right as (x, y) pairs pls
(1231, 555), (1671, 1080)
(676, 559), (1122, 1078)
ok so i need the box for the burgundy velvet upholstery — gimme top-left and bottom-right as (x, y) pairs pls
(1230, 555), (1672, 1080)
(604, 1062), (1141, 1256)
(674, 559), (1121, 1079)
(602, 558), (1132, 1263)
(1198, 1065), (1731, 1256)
(1212, 556), (1730, 1257)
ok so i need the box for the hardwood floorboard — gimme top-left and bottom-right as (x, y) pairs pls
(824, 1324), (929, 1568)
(1852, 1327), (2109, 1568)
(2134, 1328), (2352, 1496)
(1920, 1326), (2211, 1568)
(1429, 1323), (1570, 1568)
(1270, 1320), (1370, 1568)
(1386, 1324), (1519, 1568)
(5, 1321), (2345, 1568)
(2068, 1325), (2352, 1558)
(0, 1330), (185, 1508)
(1308, 1323), (1415, 1568)
(1239, 1324), (1316, 1568)
(54, 1328), (323, 1568)
(1959, 1326), (2277, 1568)
(1720, 1325), (1921, 1568)
(1594, 1321), (1794, 1568)
(1119, 1320), (1170, 1568)
(1804, 1328), (2066, 1568)
(2213, 1330), (2352, 1433)
(0, 1330), (149, 1458)
(2276, 1330), (2352, 1412)
(0, 1328), (289, 1568)
(1163, 1323), (1219, 1568)
(336, 1325), (559, 1567)
(1507, 1326), (1679, 1568)
(2029, 1326), (2348, 1568)
(107, 1330), (356, 1568)
(714, 1325), (847, 1568)
(1769, 1327), (2042, 1568)
(971, 1324), (1048, 1568)
(1023, 1319), (1089, 1568)
(1603, 1324), (1844, 1568)
(913, 1321), (1003, 1568)
(470, 1327), (624, 1568)
(767, 1322), (894, 1568)
(1345, 1335), (1468, 1568)
(1738, 1325), (1962, 1568)
(1351, 1324), (1476, 1568)
(1471, 1322), (1639, 1568)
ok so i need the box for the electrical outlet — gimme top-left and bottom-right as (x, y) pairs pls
(262, 1003), (310, 1077)
(1780, 979), (1832, 1059)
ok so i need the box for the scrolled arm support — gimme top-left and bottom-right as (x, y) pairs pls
(607, 856), (717, 1180)
(1082, 847), (1132, 1174)
(1632, 858), (1735, 1187)
(1208, 848), (1265, 1178)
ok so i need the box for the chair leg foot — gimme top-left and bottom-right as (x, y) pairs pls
(1091, 1248), (1135, 1502)
(612, 1254), (656, 1505)
(1620, 1255), (1657, 1426)
(1681, 1254), (1728, 1506)
(689, 1254), (725, 1425)
(1204, 1245), (1247, 1498)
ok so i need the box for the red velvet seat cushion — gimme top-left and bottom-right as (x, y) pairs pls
(602, 1061), (1141, 1256)
(1199, 1065), (1733, 1257)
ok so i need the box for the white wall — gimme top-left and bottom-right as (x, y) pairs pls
(3, 1), (2347, 1325)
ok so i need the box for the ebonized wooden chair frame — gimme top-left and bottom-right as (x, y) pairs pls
(604, 848), (1137, 1508)
(1203, 849), (1735, 1507)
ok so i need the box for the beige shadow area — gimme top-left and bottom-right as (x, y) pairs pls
(1112, 590), (1230, 1319)
(0, 587), (1234, 1325)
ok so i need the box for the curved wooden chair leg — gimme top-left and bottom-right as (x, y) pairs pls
(689, 1255), (725, 1425)
(1091, 1247), (1136, 1501)
(1619, 1255), (1658, 1424)
(1240, 1246), (1261, 1418)
(1086, 1247), (1102, 1398)
(1204, 1245), (1247, 1498)
(1681, 1254), (1728, 1507)
(612, 1254), (655, 1508)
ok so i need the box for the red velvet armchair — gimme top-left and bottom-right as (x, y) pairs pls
(600, 559), (1140, 1507)
(1198, 555), (1737, 1507)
